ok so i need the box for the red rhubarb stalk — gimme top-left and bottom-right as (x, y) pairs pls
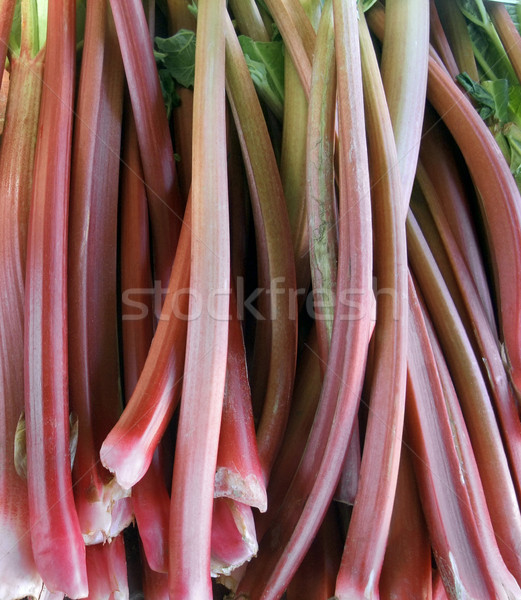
(379, 445), (432, 600)
(210, 498), (258, 577)
(0, 1), (44, 596)
(116, 103), (171, 575)
(285, 506), (343, 600)
(100, 197), (191, 490)
(85, 536), (129, 600)
(24, 0), (88, 595)
(109, 0), (184, 286)
(335, 8), (408, 597)
(215, 290), (267, 512)
(418, 107), (496, 330)
(168, 0), (230, 596)
(68, 0), (132, 545)
(0, 0), (15, 85)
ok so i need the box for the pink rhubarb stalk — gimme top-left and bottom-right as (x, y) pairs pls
(0, 1), (45, 596)
(215, 290), (267, 512)
(335, 8), (408, 597)
(85, 536), (129, 600)
(168, 0), (230, 596)
(210, 498), (258, 577)
(100, 197), (191, 491)
(24, 0), (88, 596)
(68, 0), (132, 545)
(109, 0), (184, 286)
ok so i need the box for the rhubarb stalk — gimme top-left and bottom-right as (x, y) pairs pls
(68, 0), (132, 545)
(0, 1), (45, 597)
(168, 0), (230, 596)
(24, 0), (88, 595)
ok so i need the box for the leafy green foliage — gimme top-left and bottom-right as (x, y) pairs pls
(458, 71), (521, 184)
(456, 0), (517, 82)
(154, 29), (196, 119)
(238, 35), (284, 119)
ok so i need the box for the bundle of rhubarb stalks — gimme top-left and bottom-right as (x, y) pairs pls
(3, 0), (521, 597)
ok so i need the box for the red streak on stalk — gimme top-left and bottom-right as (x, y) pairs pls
(168, 0), (229, 596)
(24, 0), (88, 596)
(109, 0), (183, 286)
(237, 0), (373, 596)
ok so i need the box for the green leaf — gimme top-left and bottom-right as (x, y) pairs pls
(457, 72), (497, 119)
(157, 68), (181, 120)
(456, 0), (517, 82)
(238, 35), (284, 119)
(502, 122), (521, 186)
(154, 29), (196, 89)
(482, 78), (510, 123)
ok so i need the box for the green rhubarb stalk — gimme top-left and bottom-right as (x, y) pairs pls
(456, 0), (517, 82)
(435, 0), (479, 79)
(0, 1), (44, 597)
(168, 0), (230, 596)
(228, 0), (271, 41)
(380, 0), (430, 209)
(280, 0), (321, 293)
(306, 0), (337, 362)
(488, 2), (521, 88)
